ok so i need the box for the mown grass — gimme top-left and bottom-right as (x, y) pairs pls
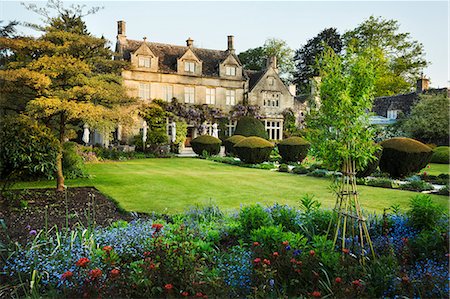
(13, 158), (448, 214)
(420, 163), (449, 176)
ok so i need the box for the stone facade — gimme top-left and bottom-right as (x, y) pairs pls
(115, 20), (296, 141)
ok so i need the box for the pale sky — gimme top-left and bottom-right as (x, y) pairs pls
(1, 1), (449, 88)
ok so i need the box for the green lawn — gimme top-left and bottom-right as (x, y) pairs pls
(420, 163), (449, 176)
(14, 158), (448, 214)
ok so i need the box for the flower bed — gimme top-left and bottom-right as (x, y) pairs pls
(1, 196), (448, 298)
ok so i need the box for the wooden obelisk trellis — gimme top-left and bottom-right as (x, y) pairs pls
(327, 158), (375, 263)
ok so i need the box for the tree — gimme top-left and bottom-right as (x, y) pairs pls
(294, 28), (342, 94)
(238, 38), (295, 81)
(306, 47), (378, 260)
(0, 1), (134, 190)
(402, 94), (450, 145)
(343, 16), (427, 97)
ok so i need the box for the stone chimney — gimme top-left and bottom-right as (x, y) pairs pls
(266, 56), (278, 73)
(227, 35), (234, 52)
(115, 20), (127, 60)
(117, 20), (126, 36)
(289, 84), (296, 96)
(416, 74), (429, 94)
(186, 37), (194, 47)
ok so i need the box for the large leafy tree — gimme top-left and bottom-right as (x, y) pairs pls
(402, 94), (450, 145)
(343, 16), (427, 97)
(0, 1), (134, 190)
(238, 38), (295, 81)
(294, 28), (342, 94)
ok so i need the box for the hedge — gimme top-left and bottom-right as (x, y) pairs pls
(233, 116), (268, 139)
(277, 137), (310, 163)
(234, 137), (274, 164)
(379, 137), (433, 178)
(430, 146), (449, 164)
(224, 135), (246, 156)
(191, 135), (222, 156)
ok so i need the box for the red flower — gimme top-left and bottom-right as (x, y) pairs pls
(195, 292), (203, 297)
(152, 223), (164, 232)
(273, 252), (279, 257)
(61, 271), (73, 280)
(253, 241), (260, 246)
(263, 259), (271, 265)
(401, 276), (410, 284)
(352, 279), (362, 287)
(312, 291), (321, 297)
(144, 251), (151, 257)
(282, 241), (289, 246)
(253, 258), (261, 264)
(110, 269), (120, 278)
(335, 277), (342, 283)
(164, 284), (174, 291)
(181, 291), (189, 297)
(76, 257), (90, 268)
(103, 246), (113, 253)
(149, 263), (156, 270)
(423, 171), (428, 176)
(309, 250), (315, 257)
(342, 248), (350, 254)
(402, 237), (409, 244)
(290, 258), (297, 263)
(89, 268), (102, 279)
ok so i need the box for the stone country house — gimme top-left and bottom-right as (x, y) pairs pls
(113, 20), (298, 146)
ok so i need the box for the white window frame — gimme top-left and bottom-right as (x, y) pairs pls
(225, 119), (237, 137)
(138, 56), (151, 68)
(387, 109), (400, 119)
(184, 86), (195, 103)
(226, 89), (236, 105)
(163, 85), (173, 102)
(184, 61), (195, 73)
(226, 66), (236, 76)
(139, 83), (151, 100)
(263, 92), (280, 107)
(206, 88), (216, 105)
(265, 120), (282, 140)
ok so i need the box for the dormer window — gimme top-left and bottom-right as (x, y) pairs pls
(267, 77), (275, 86)
(226, 66), (236, 76)
(387, 109), (401, 119)
(138, 57), (151, 68)
(184, 61), (195, 73)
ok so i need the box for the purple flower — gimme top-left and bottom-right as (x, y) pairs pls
(285, 245), (291, 251)
(26, 225), (31, 230)
(269, 279), (275, 287)
(29, 230), (37, 236)
(293, 249), (301, 256)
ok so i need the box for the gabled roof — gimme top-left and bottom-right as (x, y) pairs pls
(244, 69), (266, 90)
(122, 39), (238, 77)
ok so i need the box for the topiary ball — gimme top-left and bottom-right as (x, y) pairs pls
(430, 146), (449, 164)
(224, 135), (246, 156)
(234, 136), (274, 164)
(233, 116), (269, 139)
(277, 137), (310, 163)
(190, 135), (222, 156)
(379, 137), (433, 178)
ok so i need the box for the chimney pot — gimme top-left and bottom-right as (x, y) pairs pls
(416, 74), (429, 94)
(186, 37), (194, 47)
(117, 20), (126, 36)
(227, 35), (234, 51)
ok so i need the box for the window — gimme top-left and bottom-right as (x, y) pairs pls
(226, 89), (236, 105)
(163, 85), (173, 101)
(387, 109), (400, 119)
(139, 83), (150, 100)
(263, 92), (280, 107)
(184, 61), (195, 73)
(267, 77), (274, 86)
(225, 119), (237, 137)
(138, 57), (151, 68)
(184, 86), (195, 103)
(265, 120), (282, 140)
(206, 88), (216, 105)
(226, 66), (236, 76)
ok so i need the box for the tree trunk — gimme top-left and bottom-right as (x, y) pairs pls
(56, 113), (65, 191)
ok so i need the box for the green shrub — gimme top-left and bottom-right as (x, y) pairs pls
(250, 225), (306, 253)
(362, 177), (393, 188)
(356, 147), (382, 178)
(223, 135), (246, 156)
(191, 135), (222, 156)
(238, 204), (273, 233)
(0, 115), (59, 182)
(62, 142), (86, 179)
(430, 146), (449, 164)
(292, 166), (308, 174)
(399, 180), (433, 192)
(407, 194), (443, 231)
(269, 204), (300, 232)
(277, 137), (310, 163)
(306, 169), (328, 178)
(379, 137), (433, 178)
(233, 116), (268, 139)
(278, 164), (289, 173)
(234, 137), (274, 164)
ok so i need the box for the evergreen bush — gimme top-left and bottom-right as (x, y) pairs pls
(62, 142), (86, 179)
(191, 135), (222, 156)
(379, 137), (433, 178)
(234, 137), (274, 164)
(233, 116), (268, 139)
(430, 146), (449, 164)
(224, 135), (246, 156)
(277, 137), (310, 163)
(278, 164), (289, 172)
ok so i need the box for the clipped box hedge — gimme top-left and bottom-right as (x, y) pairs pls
(277, 137), (310, 163)
(234, 136), (274, 164)
(379, 137), (433, 178)
(233, 116), (269, 139)
(430, 146), (449, 164)
(224, 135), (246, 156)
(190, 135), (222, 156)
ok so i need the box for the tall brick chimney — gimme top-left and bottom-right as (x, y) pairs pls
(115, 20), (127, 60)
(266, 56), (278, 73)
(416, 74), (429, 94)
(117, 20), (126, 36)
(227, 35), (234, 52)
